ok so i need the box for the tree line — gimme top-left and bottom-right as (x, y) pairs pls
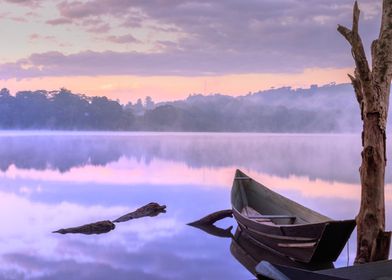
(0, 84), (363, 132)
(0, 88), (133, 130)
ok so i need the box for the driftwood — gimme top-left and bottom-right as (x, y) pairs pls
(112, 202), (166, 223)
(187, 209), (233, 226)
(53, 202), (166, 235)
(53, 220), (115, 235)
(338, 0), (392, 263)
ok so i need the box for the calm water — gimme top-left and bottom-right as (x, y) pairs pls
(0, 132), (391, 279)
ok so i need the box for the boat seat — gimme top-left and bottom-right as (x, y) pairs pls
(252, 219), (276, 226)
(248, 215), (296, 220)
(241, 206), (296, 224)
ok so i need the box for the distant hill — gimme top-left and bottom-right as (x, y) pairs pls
(0, 83), (367, 132)
(153, 83), (361, 132)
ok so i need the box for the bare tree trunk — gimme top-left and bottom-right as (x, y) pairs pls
(338, 0), (392, 263)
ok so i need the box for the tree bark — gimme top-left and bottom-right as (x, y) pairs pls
(53, 220), (116, 235)
(112, 202), (166, 223)
(338, 0), (392, 263)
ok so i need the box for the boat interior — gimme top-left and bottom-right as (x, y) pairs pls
(241, 206), (297, 226)
(232, 171), (331, 226)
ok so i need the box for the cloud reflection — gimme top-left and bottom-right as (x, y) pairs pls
(0, 133), (391, 278)
(2, 157), (392, 206)
(0, 190), (211, 279)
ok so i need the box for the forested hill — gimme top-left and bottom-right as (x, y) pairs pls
(0, 83), (364, 132)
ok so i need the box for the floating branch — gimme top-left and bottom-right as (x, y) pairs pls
(53, 220), (115, 235)
(53, 202), (166, 235)
(112, 202), (166, 223)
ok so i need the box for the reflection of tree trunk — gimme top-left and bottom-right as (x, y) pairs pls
(338, 1), (392, 263)
(187, 209), (233, 226)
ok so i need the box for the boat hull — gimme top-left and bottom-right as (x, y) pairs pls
(230, 226), (334, 276)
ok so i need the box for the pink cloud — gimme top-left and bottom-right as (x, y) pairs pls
(4, 0), (41, 7)
(46, 17), (73, 25)
(106, 34), (139, 44)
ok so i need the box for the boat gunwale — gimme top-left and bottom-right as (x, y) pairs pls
(232, 207), (342, 229)
(236, 216), (320, 242)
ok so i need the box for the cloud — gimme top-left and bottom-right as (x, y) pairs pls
(57, 0), (139, 19)
(106, 34), (139, 44)
(46, 17), (73, 25)
(3, 0), (41, 7)
(0, 0), (383, 78)
(29, 33), (56, 41)
(8, 16), (28, 22)
(0, 47), (355, 78)
(86, 23), (111, 33)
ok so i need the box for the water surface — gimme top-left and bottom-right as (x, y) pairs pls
(0, 132), (391, 279)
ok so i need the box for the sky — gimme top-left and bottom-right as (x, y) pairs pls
(0, 0), (383, 103)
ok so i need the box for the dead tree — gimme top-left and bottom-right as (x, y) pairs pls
(338, 0), (392, 263)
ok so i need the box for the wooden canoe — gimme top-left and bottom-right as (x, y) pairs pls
(231, 169), (356, 263)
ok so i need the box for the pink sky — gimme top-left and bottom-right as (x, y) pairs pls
(2, 67), (352, 103)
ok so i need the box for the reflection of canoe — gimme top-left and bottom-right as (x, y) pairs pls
(230, 227), (333, 277)
(256, 261), (345, 280)
(256, 259), (392, 280)
(231, 169), (356, 263)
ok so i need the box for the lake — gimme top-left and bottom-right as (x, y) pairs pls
(0, 132), (391, 279)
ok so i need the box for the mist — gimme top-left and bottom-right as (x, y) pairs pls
(1, 132), (391, 184)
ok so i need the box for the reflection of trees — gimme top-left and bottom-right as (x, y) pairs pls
(0, 136), (122, 172)
(0, 134), (389, 184)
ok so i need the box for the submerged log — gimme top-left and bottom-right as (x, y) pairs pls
(188, 209), (233, 226)
(53, 220), (115, 235)
(112, 202), (166, 223)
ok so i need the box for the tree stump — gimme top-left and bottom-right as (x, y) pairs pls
(338, 0), (392, 263)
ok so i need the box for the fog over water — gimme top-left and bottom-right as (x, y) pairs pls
(0, 132), (391, 279)
(0, 131), (386, 183)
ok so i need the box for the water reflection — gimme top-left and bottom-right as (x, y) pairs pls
(0, 132), (390, 279)
(189, 221), (335, 278)
(230, 227), (334, 276)
(0, 187), (245, 279)
(0, 131), (387, 183)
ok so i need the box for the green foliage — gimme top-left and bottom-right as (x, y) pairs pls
(0, 84), (361, 132)
(0, 88), (134, 130)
